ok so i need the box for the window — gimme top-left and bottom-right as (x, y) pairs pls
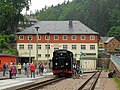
(19, 35), (24, 40)
(90, 45), (95, 50)
(45, 54), (50, 57)
(28, 45), (33, 49)
(45, 45), (50, 49)
(72, 45), (76, 49)
(45, 35), (50, 40)
(38, 45), (41, 49)
(81, 35), (86, 40)
(38, 35), (41, 40)
(19, 45), (24, 49)
(38, 54), (41, 57)
(54, 48), (59, 51)
(63, 45), (68, 50)
(72, 35), (76, 40)
(54, 35), (59, 40)
(28, 35), (32, 40)
(63, 35), (68, 40)
(81, 45), (86, 50)
(90, 35), (95, 40)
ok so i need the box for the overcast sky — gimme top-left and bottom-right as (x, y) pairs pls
(22, 0), (73, 14)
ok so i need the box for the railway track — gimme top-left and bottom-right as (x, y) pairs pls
(16, 77), (66, 90)
(78, 70), (102, 90)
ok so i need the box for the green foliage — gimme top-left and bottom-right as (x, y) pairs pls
(0, 34), (17, 55)
(107, 26), (120, 39)
(35, 0), (120, 36)
(113, 77), (120, 90)
(0, 0), (31, 34)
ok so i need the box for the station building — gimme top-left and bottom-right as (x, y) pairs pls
(16, 21), (99, 72)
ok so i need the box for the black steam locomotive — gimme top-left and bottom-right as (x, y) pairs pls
(52, 49), (75, 77)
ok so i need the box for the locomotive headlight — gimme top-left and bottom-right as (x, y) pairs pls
(55, 63), (58, 65)
(66, 63), (68, 65)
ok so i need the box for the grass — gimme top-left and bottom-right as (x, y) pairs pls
(113, 77), (120, 90)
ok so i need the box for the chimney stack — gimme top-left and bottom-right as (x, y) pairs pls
(69, 20), (73, 29)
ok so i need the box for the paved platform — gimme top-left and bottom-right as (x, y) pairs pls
(0, 71), (53, 90)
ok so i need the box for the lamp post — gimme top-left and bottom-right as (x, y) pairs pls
(29, 38), (31, 63)
(46, 32), (50, 65)
(35, 26), (39, 61)
(80, 51), (83, 74)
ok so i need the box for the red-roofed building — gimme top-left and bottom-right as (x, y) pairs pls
(99, 37), (120, 52)
(0, 54), (16, 70)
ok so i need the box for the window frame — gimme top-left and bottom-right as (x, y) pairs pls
(63, 45), (68, 50)
(90, 35), (95, 40)
(19, 45), (24, 49)
(45, 45), (50, 49)
(45, 54), (50, 57)
(54, 35), (59, 40)
(72, 45), (77, 49)
(81, 35), (86, 40)
(90, 45), (95, 50)
(81, 45), (86, 50)
(28, 44), (33, 49)
(38, 45), (41, 49)
(38, 35), (41, 40)
(19, 35), (24, 40)
(28, 35), (33, 40)
(72, 35), (76, 40)
(45, 35), (50, 40)
(63, 35), (68, 40)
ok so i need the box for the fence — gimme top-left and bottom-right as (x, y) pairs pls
(111, 55), (120, 71)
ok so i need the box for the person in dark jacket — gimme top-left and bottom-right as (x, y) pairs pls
(3, 62), (7, 76)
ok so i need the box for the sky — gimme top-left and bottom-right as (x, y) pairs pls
(22, 0), (73, 14)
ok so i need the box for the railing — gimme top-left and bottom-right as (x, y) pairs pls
(111, 55), (120, 71)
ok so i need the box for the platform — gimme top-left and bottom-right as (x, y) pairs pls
(0, 72), (53, 90)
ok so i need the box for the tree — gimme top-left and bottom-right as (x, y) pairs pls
(107, 26), (120, 39)
(0, 0), (31, 34)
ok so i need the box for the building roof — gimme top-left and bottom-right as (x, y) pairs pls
(100, 37), (114, 43)
(0, 53), (16, 57)
(16, 21), (98, 35)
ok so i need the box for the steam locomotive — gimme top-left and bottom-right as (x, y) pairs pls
(52, 49), (76, 77)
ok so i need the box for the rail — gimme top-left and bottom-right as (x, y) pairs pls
(16, 77), (65, 90)
(78, 70), (101, 90)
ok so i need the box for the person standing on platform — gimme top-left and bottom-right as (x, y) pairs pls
(9, 62), (13, 79)
(26, 63), (30, 77)
(30, 62), (35, 78)
(17, 63), (21, 74)
(44, 63), (47, 74)
(3, 62), (7, 76)
(39, 63), (44, 75)
(11, 63), (17, 79)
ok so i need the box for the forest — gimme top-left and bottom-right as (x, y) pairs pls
(35, 0), (120, 38)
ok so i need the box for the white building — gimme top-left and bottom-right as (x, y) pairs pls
(16, 21), (99, 71)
